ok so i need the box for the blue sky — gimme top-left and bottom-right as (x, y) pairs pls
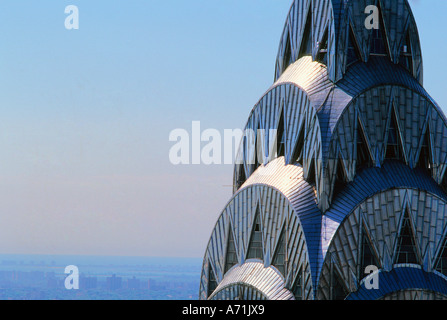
(0, 0), (445, 258)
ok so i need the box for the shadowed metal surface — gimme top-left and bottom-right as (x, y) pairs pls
(346, 265), (447, 300)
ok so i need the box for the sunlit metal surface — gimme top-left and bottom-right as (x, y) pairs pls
(209, 261), (294, 300)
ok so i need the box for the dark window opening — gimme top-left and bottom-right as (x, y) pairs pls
(277, 112), (286, 158)
(395, 210), (419, 265)
(442, 171), (447, 195)
(247, 210), (264, 260)
(291, 270), (303, 300)
(316, 29), (328, 65)
(399, 31), (413, 73)
(347, 26), (361, 66)
(357, 119), (373, 171)
(283, 33), (293, 71)
(385, 110), (405, 162)
(244, 123), (261, 174)
(236, 165), (246, 190)
(207, 265), (218, 297)
(331, 270), (348, 300)
(333, 157), (347, 198)
(272, 228), (286, 276)
(369, 4), (389, 56)
(292, 124), (305, 165)
(360, 228), (380, 275)
(416, 128), (432, 175)
(307, 158), (316, 186)
(252, 131), (262, 174)
(435, 236), (447, 276)
(299, 10), (313, 59)
(224, 227), (238, 274)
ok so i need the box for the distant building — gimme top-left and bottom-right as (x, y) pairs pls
(80, 276), (98, 290)
(106, 274), (122, 290)
(127, 276), (140, 290)
(201, 0), (447, 300)
(0, 270), (14, 281)
(46, 277), (59, 289)
(45, 271), (58, 289)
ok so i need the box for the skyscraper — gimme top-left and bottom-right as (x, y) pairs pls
(200, 0), (447, 300)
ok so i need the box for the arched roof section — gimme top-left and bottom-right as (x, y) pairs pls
(275, 0), (423, 83)
(324, 83), (447, 211)
(346, 266), (447, 300)
(200, 158), (319, 300)
(209, 261), (294, 300)
(233, 81), (323, 206)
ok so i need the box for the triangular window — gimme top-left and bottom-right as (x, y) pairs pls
(357, 118), (373, 170)
(236, 165), (246, 190)
(442, 170), (447, 194)
(395, 209), (419, 264)
(277, 111), (286, 158)
(291, 269), (303, 300)
(316, 29), (328, 65)
(416, 127), (432, 175)
(331, 270), (348, 300)
(207, 264), (218, 297)
(272, 227), (287, 276)
(347, 26), (361, 66)
(385, 109), (405, 161)
(299, 10), (313, 58)
(292, 124), (305, 165)
(399, 31), (413, 73)
(252, 127), (262, 173)
(333, 157), (347, 198)
(224, 226), (238, 274)
(360, 227), (380, 274)
(369, 4), (389, 56)
(307, 158), (316, 186)
(370, 26), (387, 55)
(247, 209), (264, 260)
(435, 236), (447, 276)
(283, 33), (293, 71)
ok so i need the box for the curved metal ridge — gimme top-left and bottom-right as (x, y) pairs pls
(240, 157), (313, 203)
(209, 261), (294, 300)
(275, 0), (423, 83)
(275, 56), (333, 98)
(327, 160), (447, 223)
(346, 265), (447, 300)
(239, 157), (323, 291)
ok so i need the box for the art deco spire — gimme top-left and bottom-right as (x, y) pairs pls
(201, 0), (447, 300)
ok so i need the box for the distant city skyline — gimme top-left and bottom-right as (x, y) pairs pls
(0, 253), (200, 299)
(0, 0), (445, 258)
